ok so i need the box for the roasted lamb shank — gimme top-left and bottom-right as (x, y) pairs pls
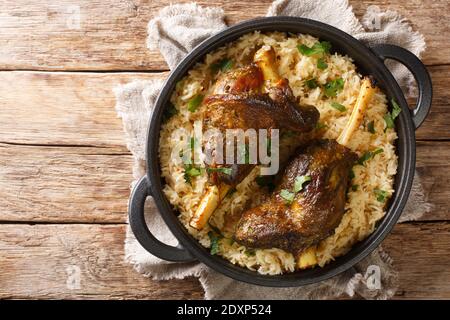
(190, 46), (319, 229)
(234, 139), (358, 256)
(203, 58), (319, 187)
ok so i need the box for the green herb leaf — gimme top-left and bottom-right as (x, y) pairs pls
(187, 94), (204, 112)
(349, 169), (355, 180)
(211, 58), (234, 73)
(305, 78), (319, 89)
(266, 137), (272, 157)
(297, 41), (332, 56)
(391, 99), (402, 120)
(351, 184), (359, 191)
(315, 122), (328, 130)
(374, 189), (389, 202)
(384, 99), (402, 130)
(190, 136), (196, 149)
(239, 143), (250, 164)
(357, 148), (384, 166)
(294, 175), (312, 192)
(367, 120), (376, 134)
(244, 249), (256, 257)
(184, 164), (201, 184)
(207, 167), (233, 175)
(324, 78), (344, 97)
(384, 113), (394, 130)
(162, 102), (178, 123)
(282, 130), (297, 138)
(280, 189), (295, 204)
(208, 231), (221, 255)
(330, 102), (347, 112)
(256, 176), (276, 192)
(317, 57), (328, 70)
(372, 148), (384, 157)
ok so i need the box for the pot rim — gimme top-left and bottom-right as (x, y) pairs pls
(145, 17), (417, 286)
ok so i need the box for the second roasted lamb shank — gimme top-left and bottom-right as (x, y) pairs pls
(234, 139), (358, 256)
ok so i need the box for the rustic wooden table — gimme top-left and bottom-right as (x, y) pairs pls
(0, 0), (449, 299)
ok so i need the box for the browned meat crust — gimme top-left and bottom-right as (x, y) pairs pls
(234, 140), (358, 255)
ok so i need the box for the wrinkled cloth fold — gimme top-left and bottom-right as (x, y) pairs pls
(114, 0), (431, 300)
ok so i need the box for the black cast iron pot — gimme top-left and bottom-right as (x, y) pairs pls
(128, 17), (432, 287)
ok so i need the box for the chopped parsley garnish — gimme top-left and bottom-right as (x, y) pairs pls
(357, 148), (384, 166)
(391, 99), (402, 119)
(282, 130), (297, 138)
(280, 189), (295, 204)
(305, 78), (319, 89)
(330, 102), (346, 112)
(256, 175), (276, 192)
(294, 175), (312, 192)
(208, 231), (222, 255)
(183, 164), (201, 184)
(211, 58), (234, 73)
(190, 136), (196, 149)
(244, 249), (256, 257)
(349, 169), (355, 180)
(297, 41), (332, 56)
(316, 122), (328, 130)
(162, 102), (178, 123)
(317, 57), (328, 70)
(374, 189), (389, 202)
(351, 184), (359, 191)
(384, 99), (402, 130)
(187, 94), (204, 112)
(383, 113), (394, 130)
(324, 78), (345, 97)
(239, 143), (250, 164)
(206, 167), (233, 175)
(367, 120), (376, 134)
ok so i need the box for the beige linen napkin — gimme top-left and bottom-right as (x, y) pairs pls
(114, 0), (432, 299)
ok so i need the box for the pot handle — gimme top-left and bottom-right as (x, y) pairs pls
(370, 44), (432, 130)
(129, 175), (195, 262)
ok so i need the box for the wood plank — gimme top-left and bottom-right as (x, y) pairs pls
(0, 141), (448, 223)
(0, 144), (133, 223)
(0, 222), (448, 299)
(0, 224), (203, 299)
(415, 65), (449, 141)
(0, 0), (448, 71)
(0, 71), (167, 148)
(415, 141), (450, 221)
(0, 66), (447, 148)
(385, 222), (450, 299)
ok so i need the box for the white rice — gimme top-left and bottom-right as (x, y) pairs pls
(159, 32), (398, 275)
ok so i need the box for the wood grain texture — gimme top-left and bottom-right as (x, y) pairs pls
(0, 141), (448, 223)
(0, 67), (447, 149)
(0, 0), (448, 300)
(0, 71), (167, 148)
(0, 143), (133, 223)
(0, 222), (448, 299)
(0, 0), (448, 71)
(0, 224), (203, 299)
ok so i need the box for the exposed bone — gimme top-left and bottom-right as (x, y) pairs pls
(254, 45), (281, 86)
(297, 246), (318, 269)
(337, 77), (376, 147)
